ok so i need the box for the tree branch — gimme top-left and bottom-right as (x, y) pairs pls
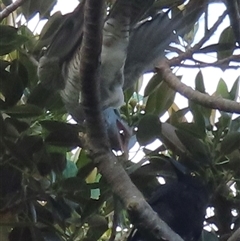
(177, 54), (240, 69)
(80, 0), (108, 151)
(80, 1), (183, 240)
(157, 60), (240, 114)
(0, 0), (27, 22)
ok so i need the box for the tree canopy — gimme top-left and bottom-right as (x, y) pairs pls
(0, 0), (240, 241)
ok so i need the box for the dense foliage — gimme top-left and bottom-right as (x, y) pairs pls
(0, 0), (239, 241)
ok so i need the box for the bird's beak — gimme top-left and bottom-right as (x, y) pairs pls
(116, 117), (132, 153)
(103, 107), (132, 153)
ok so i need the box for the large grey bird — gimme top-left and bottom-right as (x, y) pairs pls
(37, 0), (186, 150)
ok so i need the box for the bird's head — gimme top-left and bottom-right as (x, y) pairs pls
(103, 107), (133, 153)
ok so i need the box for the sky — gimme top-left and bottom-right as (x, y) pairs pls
(53, 0), (79, 14)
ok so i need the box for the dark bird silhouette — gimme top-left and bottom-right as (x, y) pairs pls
(128, 159), (209, 241)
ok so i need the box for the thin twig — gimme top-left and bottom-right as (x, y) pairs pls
(170, 9), (228, 66)
(178, 64), (239, 69)
(177, 54), (240, 69)
(0, 0), (27, 22)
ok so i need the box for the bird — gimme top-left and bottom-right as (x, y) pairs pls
(37, 0), (185, 151)
(128, 158), (209, 241)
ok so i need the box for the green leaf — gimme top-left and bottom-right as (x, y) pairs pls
(217, 26), (235, 60)
(27, 84), (53, 107)
(195, 70), (205, 93)
(18, 25), (37, 52)
(41, 120), (82, 148)
(229, 116), (240, 132)
(45, 130), (81, 148)
(215, 79), (230, 99)
(184, 21), (199, 44)
(0, 60), (28, 107)
(124, 87), (135, 103)
(216, 113), (231, 130)
(11, 59), (29, 88)
(226, 150), (240, 172)
(144, 73), (162, 97)
(19, 52), (38, 86)
(0, 114), (6, 138)
(60, 177), (92, 202)
(85, 215), (108, 241)
(41, 230), (63, 241)
(0, 25), (28, 56)
(159, 122), (186, 154)
(189, 102), (206, 136)
(50, 152), (67, 173)
(1, 117), (20, 139)
(3, 139), (32, 166)
(5, 104), (43, 118)
(81, 198), (107, 221)
(220, 132), (240, 155)
(76, 149), (92, 169)
(0, 165), (22, 196)
(4, 118), (30, 133)
(136, 114), (161, 146)
(18, 135), (44, 155)
(0, 59), (29, 107)
(229, 77), (239, 101)
(145, 81), (176, 116)
(175, 129), (211, 163)
(144, 90), (157, 113)
(27, 84), (65, 112)
(61, 177), (89, 193)
(40, 120), (82, 150)
(169, 107), (189, 125)
(9, 227), (45, 241)
(48, 196), (73, 222)
(35, 148), (52, 176)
